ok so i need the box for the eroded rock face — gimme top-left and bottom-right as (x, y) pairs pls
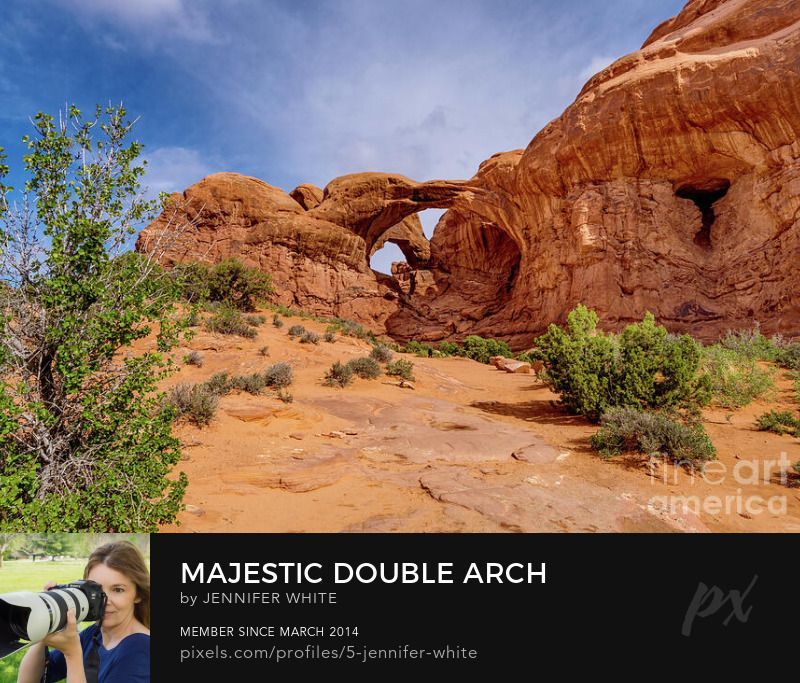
(138, 0), (800, 347)
(137, 171), (470, 328)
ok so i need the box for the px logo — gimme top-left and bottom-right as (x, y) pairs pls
(681, 575), (758, 637)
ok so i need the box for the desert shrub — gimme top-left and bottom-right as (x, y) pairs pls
(536, 306), (710, 422)
(515, 349), (539, 364)
(324, 331), (336, 343)
(328, 318), (376, 342)
(272, 305), (295, 317)
(461, 336), (513, 364)
(300, 331), (320, 344)
(324, 361), (354, 388)
(403, 340), (435, 357)
(203, 372), (233, 396)
(591, 407), (716, 464)
(185, 307), (201, 327)
(288, 324), (306, 338)
(347, 357), (382, 379)
(755, 410), (800, 436)
(184, 351), (204, 367)
(370, 344), (394, 363)
(206, 258), (273, 311)
(171, 261), (212, 304)
(264, 362), (293, 388)
(230, 372), (268, 395)
(205, 305), (258, 338)
(386, 359), (415, 381)
(701, 345), (774, 408)
(272, 314), (284, 328)
(437, 341), (464, 357)
(246, 314), (266, 327)
(168, 383), (219, 427)
(276, 390), (294, 404)
(720, 324), (779, 361)
(775, 342), (800, 371)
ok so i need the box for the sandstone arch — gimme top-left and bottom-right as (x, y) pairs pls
(139, 0), (800, 348)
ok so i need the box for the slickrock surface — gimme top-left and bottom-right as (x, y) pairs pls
(160, 314), (800, 533)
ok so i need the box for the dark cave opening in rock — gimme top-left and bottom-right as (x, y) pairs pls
(676, 179), (731, 248)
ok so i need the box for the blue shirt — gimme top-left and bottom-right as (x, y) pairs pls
(45, 623), (150, 683)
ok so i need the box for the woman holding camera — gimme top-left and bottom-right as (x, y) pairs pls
(17, 541), (150, 683)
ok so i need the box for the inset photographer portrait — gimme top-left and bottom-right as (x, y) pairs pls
(0, 535), (150, 683)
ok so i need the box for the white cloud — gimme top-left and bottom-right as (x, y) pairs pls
(53, 0), (215, 43)
(141, 146), (217, 198)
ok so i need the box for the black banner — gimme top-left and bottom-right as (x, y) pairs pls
(151, 533), (790, 675)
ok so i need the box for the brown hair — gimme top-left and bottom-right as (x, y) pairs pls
(84, 541), (150, 629)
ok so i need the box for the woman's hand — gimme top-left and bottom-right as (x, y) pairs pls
(42, 609), (82, 659)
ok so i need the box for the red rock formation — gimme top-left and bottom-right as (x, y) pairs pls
(394, 0), (800, 344)
(137, 172), (469, 327)
(289, 183), (323, 210)
(138, 0), (800, 348)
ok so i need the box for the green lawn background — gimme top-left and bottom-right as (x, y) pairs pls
(0, 559), (92, 683)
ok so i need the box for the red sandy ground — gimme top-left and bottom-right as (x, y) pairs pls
(155, 311), (800, 533)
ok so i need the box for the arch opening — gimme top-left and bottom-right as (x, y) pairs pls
(369, 241), (407, 275)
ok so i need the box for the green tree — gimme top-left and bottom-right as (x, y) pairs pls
(207, 258), (273, 311)
(0, 104), (187, 532)
(0, 533), (22, 568)
(27, 533), (79, 560)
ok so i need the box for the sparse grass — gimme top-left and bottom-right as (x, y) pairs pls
(347, 357), (382, 379)
(701, 345), (774, 408)
(272, 314), (284, 328)
(755, 410), (800, 436)
(288, 324), (306, 338)
(276, 390), (293, 404)
(324, 361), (354, 388)
(324, 331), (336, 343)
(245, 314), (266, 327)
(270, 304), (296, 317)
(386, 359), (415, 381)
(591, 407), (716, 464)
(183, 350), (203, 367)
(326, 318), (378, 343)
(168, 382), (219, 426)
(300, 331), (320, 344)
(720, 324), (779, 361)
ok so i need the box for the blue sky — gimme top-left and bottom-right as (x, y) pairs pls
(0, 0), (685, 273)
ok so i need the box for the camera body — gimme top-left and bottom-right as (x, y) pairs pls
(0, 579), (107, 659)
(50, 580), (107, 625)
